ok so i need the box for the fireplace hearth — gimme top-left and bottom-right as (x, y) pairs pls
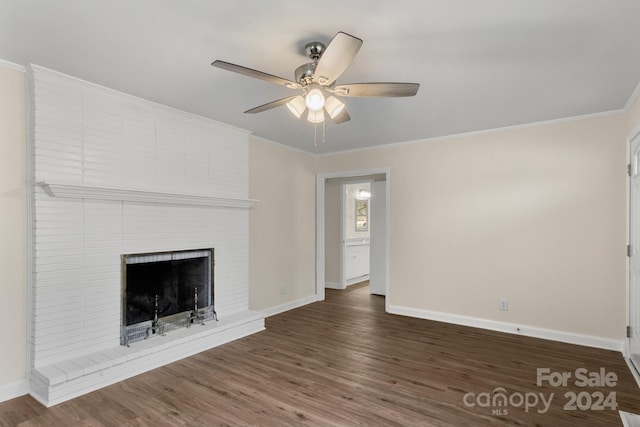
(121, 248), (216, 345)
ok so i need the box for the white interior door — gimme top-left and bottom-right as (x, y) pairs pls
(369, 180), (387, 295)
(629, 131), (640, 370)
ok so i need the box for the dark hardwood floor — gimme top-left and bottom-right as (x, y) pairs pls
(2, 283), (640, 426)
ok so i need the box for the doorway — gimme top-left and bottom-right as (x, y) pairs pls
(342, 180), (372, 289)
(629, 129), (640, 373)
(315, 168), (390, 304)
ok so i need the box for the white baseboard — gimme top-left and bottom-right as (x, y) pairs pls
(324, 282), (344, 290)
(0, 379), (29, 403)
(347, 275), (369, 286)
(262, 294), (319, 318)
(388, 304), (623, 352)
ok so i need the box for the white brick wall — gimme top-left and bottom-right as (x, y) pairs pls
(31, 65), (252, 368)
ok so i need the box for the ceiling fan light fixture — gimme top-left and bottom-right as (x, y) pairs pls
(286, 96), (306, 118)
(307, 109), (325, 123)
(305, 88), (325, 111)
(212, 32), (419, 145)
(324, 96), (345, 118)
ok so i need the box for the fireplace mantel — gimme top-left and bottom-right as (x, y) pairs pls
(37, 181), (257, 209)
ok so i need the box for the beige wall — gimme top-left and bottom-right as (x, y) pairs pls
(0, 65), (28, 386)
(324, 179), (341, 285)
(318, 114), (628, 340)
(248, 137), (317, 310)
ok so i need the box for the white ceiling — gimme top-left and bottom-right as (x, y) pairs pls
(1, 1), (639, 154)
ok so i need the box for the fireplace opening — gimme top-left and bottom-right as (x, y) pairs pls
(121, 248), (216, 345)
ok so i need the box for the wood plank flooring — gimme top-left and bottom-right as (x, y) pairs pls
(2, 283), (640, 426)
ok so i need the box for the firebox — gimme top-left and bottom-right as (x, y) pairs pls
(121, 248), (216, 345)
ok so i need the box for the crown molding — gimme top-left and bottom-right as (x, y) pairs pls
(625, 80), (640, 112)
(0, 59), (26, 73)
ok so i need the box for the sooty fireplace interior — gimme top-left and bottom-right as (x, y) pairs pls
(121, 248), (216, 345)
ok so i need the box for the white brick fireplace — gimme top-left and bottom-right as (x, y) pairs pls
(28, 65), (264, 406)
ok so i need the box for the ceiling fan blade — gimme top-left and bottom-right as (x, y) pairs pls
(330, 108), (351, 124)
(212, 60), (301, 89)
(333, 82), (420, 97)
(244, 95), (299, 114)
(313, 32), (363, 86)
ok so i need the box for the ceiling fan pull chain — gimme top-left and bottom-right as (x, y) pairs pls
(322, 120), (326, 144)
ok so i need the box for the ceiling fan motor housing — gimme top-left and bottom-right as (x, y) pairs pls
(295, 62), (316, 86)
(295, 41), (326, 85)
(305, 41), (325, 61)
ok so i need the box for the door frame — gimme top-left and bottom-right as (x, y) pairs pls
(369, 179), (388, 296)
(316, 167), (390, 305)
(627, 124), (640, 385)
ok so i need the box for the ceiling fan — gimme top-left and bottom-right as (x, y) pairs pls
(211, 31), (420, 126)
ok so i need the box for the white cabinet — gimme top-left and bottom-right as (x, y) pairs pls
(344, 241), (370, 282)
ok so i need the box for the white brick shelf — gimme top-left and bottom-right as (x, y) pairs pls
(30, 310), (265, 407)
(37, 182), (258, 209)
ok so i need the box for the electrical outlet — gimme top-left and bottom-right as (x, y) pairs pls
(499, 298), (509, 311)
(280, 286), (286, 295)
